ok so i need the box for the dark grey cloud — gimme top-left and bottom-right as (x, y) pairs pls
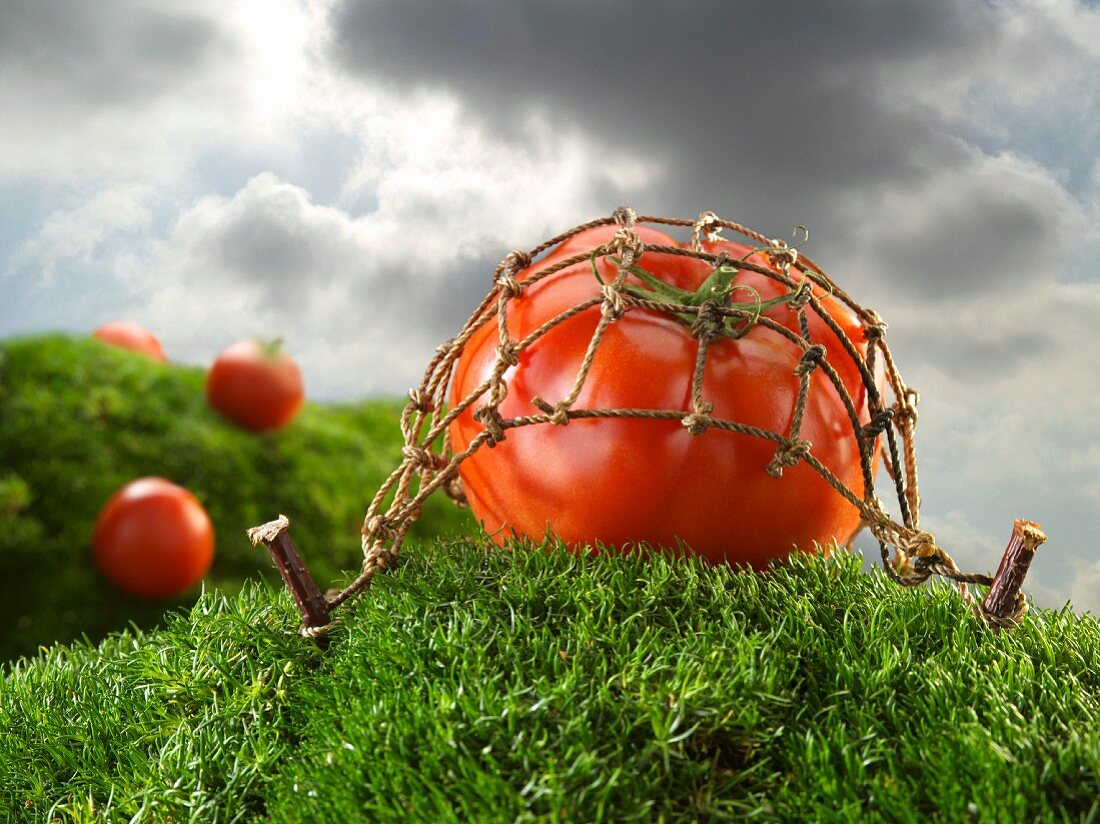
(166, 172), (512, 342)
(872, 194), (1052, 296)
(0, 0), (258, 185)
(326, 2), (966, 221)
(0, 2), (231, 109)
(324, 0), (1086, 303)
(890, 325), (1055, 385)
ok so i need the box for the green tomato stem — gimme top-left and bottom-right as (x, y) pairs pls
(591, 250), (805, 338)
(258, 337), (285, 361)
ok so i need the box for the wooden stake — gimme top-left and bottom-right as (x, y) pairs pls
(981, 519), (1047, 628)
(247, 515), (331, 643)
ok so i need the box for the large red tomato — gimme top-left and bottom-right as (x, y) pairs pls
(206, 340), (305, 432)
(449, 224), (883, 570)
(92, 321), (167, 362)
(93, 477), (215, 599)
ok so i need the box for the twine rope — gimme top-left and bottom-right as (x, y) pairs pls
(326, 208), (1024, 630)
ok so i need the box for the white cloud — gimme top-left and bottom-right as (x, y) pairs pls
(876, 0), (1100, 140)
(139, 173), (424, 398)
(6, 185), (154, 283)
(834, 145), (1089, 302)
(137, 91), (658, 398)
(888, 279), (1100, 464)
(1065, 445), (1100, 507)
(0, 0), (322, 187)
(1069, 557), (1100, 618)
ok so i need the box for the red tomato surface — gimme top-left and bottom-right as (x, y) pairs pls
(449, 224), (883, 569)
(92, 477), (215, 599)
(92, 321), (167, 362)
(205, 340), (304, 432)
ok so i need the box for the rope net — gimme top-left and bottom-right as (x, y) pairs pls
(322, 207), (1027, 633)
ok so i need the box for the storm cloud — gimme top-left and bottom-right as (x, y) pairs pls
(326, 0), (1094, 298)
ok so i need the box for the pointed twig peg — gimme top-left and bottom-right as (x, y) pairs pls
(248, 515), (332, 645)
(980, 519), (1047, 631)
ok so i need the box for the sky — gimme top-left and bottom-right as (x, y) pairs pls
(1, 0), (1098, 617)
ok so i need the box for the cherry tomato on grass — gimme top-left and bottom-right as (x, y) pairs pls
(449, 224), (884, 570)
(206, 340), (304, 432)
(92, 322), (167, 362)
(93, 477), (215, 599)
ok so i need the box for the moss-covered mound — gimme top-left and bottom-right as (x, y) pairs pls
(0, 334), (470, 661)
(2, 542), (1098, 822)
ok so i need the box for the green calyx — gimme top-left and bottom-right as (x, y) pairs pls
(258, 337), (286, 361)
(590, 250), (803, 340)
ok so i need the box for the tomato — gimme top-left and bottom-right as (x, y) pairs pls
(92, 477), (215, 599)
(92, 321), (167, 362)
(205, 340), (304, 432)
(449, 224), (883, 570)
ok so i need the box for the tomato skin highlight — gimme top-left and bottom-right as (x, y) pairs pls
(449, 224), (882, 569)
(205, 340), (305, 432)
(92, 322), (167, 363)
(92, 477), (215, 599)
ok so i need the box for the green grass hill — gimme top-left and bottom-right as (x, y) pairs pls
(2, 334), (1098, 821)
(0, 334), (470, 661)
(2, 541), (1098, 822)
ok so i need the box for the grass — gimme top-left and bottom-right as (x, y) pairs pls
(3, 332), (1098, 821)
(2, 539), (1098, 822)
(0, 334), (470, 661)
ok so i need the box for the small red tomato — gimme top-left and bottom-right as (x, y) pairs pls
(92, 322), (167, 362)
(92, 477), (215, 599)
(205, 340), (305, 432)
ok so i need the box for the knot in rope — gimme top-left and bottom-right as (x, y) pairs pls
(364, 515), (399, 542)
(531, 396), (570, 426)
(362, 542), (398, 573)
(600, 283), (625, 319)
(681, 402), (714, 436)
(401, 445), (443, 471)
(864, 308), (886, 326)
(902, 529), (941, 562)
(790, 280), (814, 309)
(407, 388), (435, 414)
(495, 340), (520, 367)
(692, 301), (725, 341)
(496, 273), (524, 300)
(609, 227), (644, 269)
(300, 620), (340, 639)
(864, 323), (887, 343)
(691, 210), (723, 251)
(435, 337), (456, 356)
(893, 387), (920, 429)
(499, 248), (532, 273)
(981, 599), (1028, 630)
(794, 344), (827, 377)
(494, 249), (532, 298)
(911, 553), (950, 577)
(862, 408), (894, 441)
(613, 205), (637, 229)
(473, 404), (506, 446)
(766, 439), (812, 478)
(766, 238), (798, 273)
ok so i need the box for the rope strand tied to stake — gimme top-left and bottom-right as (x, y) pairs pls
(251, 208), (1048, 640)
